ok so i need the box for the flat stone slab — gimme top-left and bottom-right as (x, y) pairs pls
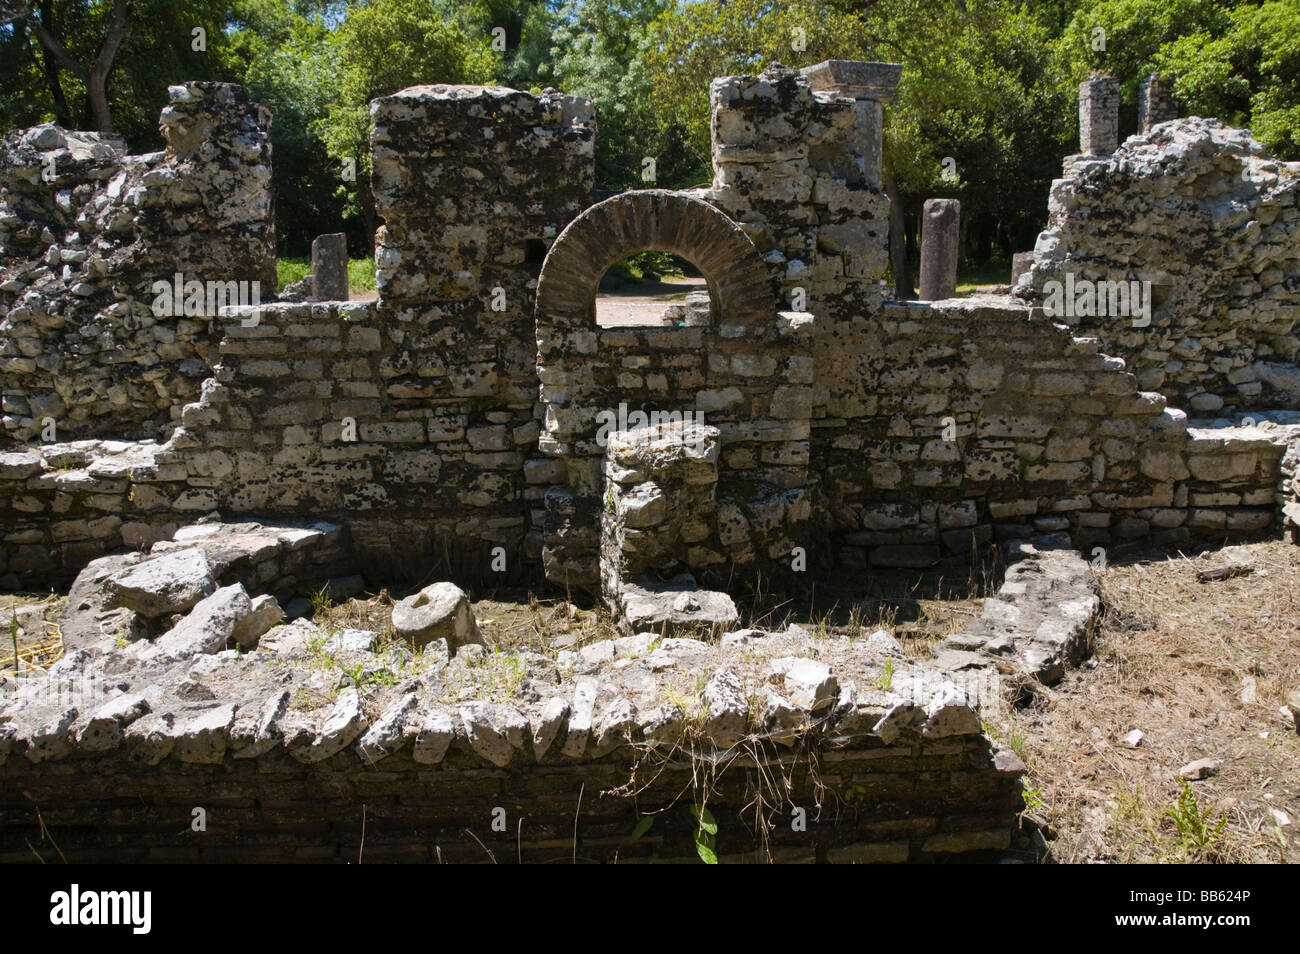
(619, 576), (739, 635)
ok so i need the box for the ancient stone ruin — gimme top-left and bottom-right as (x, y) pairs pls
(1, 60), (1298, 863)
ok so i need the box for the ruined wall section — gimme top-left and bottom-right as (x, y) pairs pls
(0, 83), (275, 443)
(365, 85), (595, 565)
(535, 189), (814, 587)
(1019, 117), (1300, 412)
(701, 66), (891, 328)
(823, 297), (1286, 569)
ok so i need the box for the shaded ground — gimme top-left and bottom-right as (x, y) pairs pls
(595, 275), (706, 327)
(997, 540), (1299, 863)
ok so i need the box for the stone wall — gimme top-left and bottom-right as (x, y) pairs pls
(535, 189), (815, 586)
(368, 85), (595, 570)
(0, 605), (1025, 863)
(808, 296), (1288, 568)
(1019, 117), (1300, 412)
(700, 64), (893, 329)
(4, 68), (1300, 595)
(0, 83), (275, 443)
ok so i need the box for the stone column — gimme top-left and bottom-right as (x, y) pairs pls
(1010, 251), (1035, 286)
(311, 233), (348, 301)
(1138, 74), (1178, 133)
(799, 60), (902, 188)
(918, 199), (960, 301)
(1079, 76), (1120, 156)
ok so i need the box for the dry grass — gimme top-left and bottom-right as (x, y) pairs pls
(1, 592), (65, 675)
(1001, 540), (1300, 863)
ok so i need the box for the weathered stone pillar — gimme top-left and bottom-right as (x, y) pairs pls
(311, 232), (348, 301)
(918, 199), (960, 301)
(1079, 76), (1120, 155)
(1011, 251), (1035, 286)
(1138, 74), (1178, 133)
(800, 60), (902, 188)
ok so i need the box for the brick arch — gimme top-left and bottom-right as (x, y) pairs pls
(535, 189), (775, 329)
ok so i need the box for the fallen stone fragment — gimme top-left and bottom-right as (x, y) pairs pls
(391, 582), (481, 651)
(620, 580), (739, 636)
(702, 669), (748, 748)
(23, 706), (78, 763)
(640, 703), (685, 747)
(920, 681), (980, 739)
(591, 695), (638, 756)
(106, 548), (216, 617)
(774, 657), (838, 712)
(412, 707), (455, 765)
(357, 692), (418, 763)
(231, 690), (290, 759)
(146, 584), (252, 661)
(560, 678), (598, 758)
(867, 629), (905, 658)
(174, 703), (236, 764)
(1121, 728), (1144, 748)
(1178, 757), (1221, 781)
(299, 688), (367, 763)
(530, 696), (569, 761)
(871, 702), (925, 745)
(761, 690), (804, 745)
(79, 692), (151, 752)
(125, 712), (177, 765)
(460, 701), (513, 767)
(232, 594), (283, 648)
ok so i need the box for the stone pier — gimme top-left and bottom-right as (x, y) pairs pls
(918, 198), (960, 301)
(1078, 76), (1120, 155)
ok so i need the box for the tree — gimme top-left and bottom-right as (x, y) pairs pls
(314, 0), (497, 243)
(1156, 0), (1300, 157)
(2, 0), (132, 133)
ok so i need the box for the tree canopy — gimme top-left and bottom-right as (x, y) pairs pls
(2, 0), (1296, 265)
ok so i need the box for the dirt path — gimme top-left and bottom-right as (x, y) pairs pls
(997, 540), (1300, 863)
(596, 275), (706, 327)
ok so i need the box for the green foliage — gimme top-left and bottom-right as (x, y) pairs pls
(348, 257), (376, 292)
(276, 257), (312, 289)
(1157, 1), (1300, 156)
(874, 657), (895, 691)
(689, 803), (718, 864)
(3, 0), (1298, 256)
(1166, 779), (1227, 859)
(309, 582), (333, 616)
(630, 815), (655, 839)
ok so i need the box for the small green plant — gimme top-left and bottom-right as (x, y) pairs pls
(689, 803), (718, 864)
(630, 815), (654, 840)
(1166, 780), (1227, 859)
(874, 658), (895, 691)
(1021, 784), (1046, 813)
(842, 782), (869, 804)
(309, 583), (334, 617)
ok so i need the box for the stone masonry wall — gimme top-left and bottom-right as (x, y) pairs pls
(813, 296), (1287, 569)
(0, 82), (275, 443)
(700, 64), (892, 331)
(1020, 117), (1300, 413)
(368, 85), (595, 569)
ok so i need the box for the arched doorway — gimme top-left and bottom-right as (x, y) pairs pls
(534, 190), (809, 588)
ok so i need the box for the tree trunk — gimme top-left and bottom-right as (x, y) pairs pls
(87, 63), (113, 133)
(886, 169), (914, 300)
(17, 0), (130, 134)
(36, 0), (71, 126)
